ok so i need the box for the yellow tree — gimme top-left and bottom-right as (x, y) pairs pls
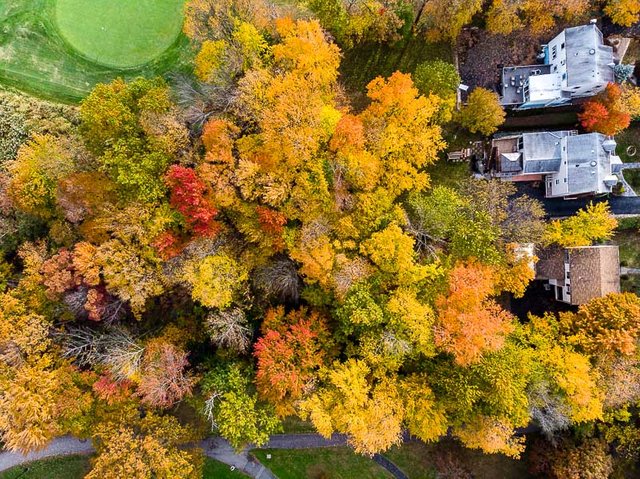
(7, 134), (75, 219)
(605, 0), (640, 26)
(543, 202), (618, 247)
(0, 360), (92, 454)
(359, 72), (446, 196)
(87, 414), (201, 479)
(457, 88), (506, 136)
(558, 292), (640, 358)
(300, 359), (404, 455)
(183, 252), (249, 309)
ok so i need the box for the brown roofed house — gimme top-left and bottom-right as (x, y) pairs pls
(535, 245), (620, 305)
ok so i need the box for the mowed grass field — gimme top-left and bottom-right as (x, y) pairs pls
(0, 455), (250, 478)
(56, 0), (184, 68)
(0, 0), (192, 103)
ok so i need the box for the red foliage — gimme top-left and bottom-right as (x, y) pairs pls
(256, 206), (287, 236)
(152, 231), (185, 260)
(165, 165), (221, 237)
(254, 308), (330, 409)
(93, 374), (134, 405)
(138, 341), (194, 408)
(579, 83), (631, 135)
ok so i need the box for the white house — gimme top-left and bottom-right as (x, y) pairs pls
(501, 23), (615, 109)
(490, 130), (622, 199)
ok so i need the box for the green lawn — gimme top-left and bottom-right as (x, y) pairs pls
(55, 0), (184, 68)
(203, 458), (251, 478)
(614, 219), (640, 295)
(0, 455), (248, 478)
(384, 440), (532, 479)
(0, 0), (193, 103)
(252, 447), (393, 479)
(340, 37), (452, 110)
(614, 124), (640, 193)
(0, 455), (91, 479)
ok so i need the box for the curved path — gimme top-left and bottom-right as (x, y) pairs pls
(0, 433), (408, 479)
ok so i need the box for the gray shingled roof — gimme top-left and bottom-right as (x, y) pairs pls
(565, 133), (611, 195)
(565, 24), (615, 87)
(522, 132), (565, 161)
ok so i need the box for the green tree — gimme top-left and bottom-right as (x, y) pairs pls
(413, 60), (460, 98)
(457, 88), (506, 136)
(201, 363), (281, 450)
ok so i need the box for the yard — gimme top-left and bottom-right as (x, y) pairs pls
(0, 455), (249, 479)
(385, 440), (532, 479)
(614, 218), (640, 295)
(614, 124), (640, 193)
(0, 0), (192, 103)
(340, 37), (452, 110)
(252, 447), (393, 479)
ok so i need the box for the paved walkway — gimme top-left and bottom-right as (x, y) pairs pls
(0, 433), (408, 479)
(621, 267), (640, 275)
(0, 436), (94, 472)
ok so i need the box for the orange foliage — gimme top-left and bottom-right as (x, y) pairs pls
(435, 261), (514, 365)
(579, 83), (631, 135)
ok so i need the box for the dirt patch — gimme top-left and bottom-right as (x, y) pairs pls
(457, 25), (567, 94)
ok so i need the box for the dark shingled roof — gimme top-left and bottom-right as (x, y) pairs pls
(568, 245), (620, 305)
(536, 246), (565, 281)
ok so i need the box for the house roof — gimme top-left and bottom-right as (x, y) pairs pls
(535, 246), (565, 281)
(535, 245), (620, 305)
(564, 133), (611, 196)
(565, 24), (615, 87)
(568, 245), (620, 305)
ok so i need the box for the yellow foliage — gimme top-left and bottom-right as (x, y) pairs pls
(194, 39), (228, 82)
(454, 415), (525, 458)
(605, 0), (640, 26)
(290, 235), (336, 288)
(300, 360), (404, 455)
(401, 375), (448, 442)
(544, 346), (603, 423)
(543, 202), (617, 247)
(360, 224), (439, 285)
(183, 252), (249, 309)
(387, 288), (436, 356)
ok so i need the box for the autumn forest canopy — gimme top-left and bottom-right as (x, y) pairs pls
(1, 0), (640, 478)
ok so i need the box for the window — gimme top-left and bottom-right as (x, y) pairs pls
(564, 178), (567, 183)
(552, 45), (557, 59)
(561, 42), (565, 49)
(553, 65), (558, 72)
(556, 179), (560, 185)
(566, 271), (570, 279)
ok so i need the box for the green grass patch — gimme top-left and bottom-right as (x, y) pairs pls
(281, 416), (317, 434)
(384, 440), (531, 479)
(252, 447), (393, 479)
(0, 455), (247, 479)
(614, 224), (640, 295)
(384, 442), (437, 479)
(425, 159), (471, 191)
(615, 124), (640, 192)
(55, 0), (184, 68)
(340, 37), (452, 110)
(203, 458), (251, 478)
(0, 0), (193, 103)
(0, 455), (91, 479)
